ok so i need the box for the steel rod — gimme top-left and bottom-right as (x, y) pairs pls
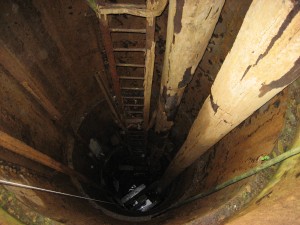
(0, 179), (116, 204)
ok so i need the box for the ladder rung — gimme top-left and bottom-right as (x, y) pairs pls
(116, 63), (145, 68)
(131, 148), (145, 150)
(128, 136), (144, 139)
(124, 104), (144, 107)
(127, 130), (144, 132)
(127, 135), (144, 138)
(128, 138), (144, 140)
(126, 115), (144, 119)
(127, 111), (143, 113)
(132, 150), (145, 153)
(113, 48), (146, 52)
(123, 96), (144, 99)
(131, 145), (145, 147)
(121, 87), (144, 91)
(110, 28), (146, 33)
(125, 118), (143, 123)
(127, 135), (145, 140)
(128, 132), (144, 135)
(120, 76), (144, 80)
(100, 3), (146, 9)
(127, 137), (145, 144)
(127, 130), (145, 136)
(129, 142), (145, 145)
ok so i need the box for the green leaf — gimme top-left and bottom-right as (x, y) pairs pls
(259, 155), (270, 161)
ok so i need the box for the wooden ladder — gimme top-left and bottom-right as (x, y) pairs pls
(98, 2), (156, 156)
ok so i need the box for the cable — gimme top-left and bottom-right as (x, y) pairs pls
(153, 146), (300, 217)
(0, 180), (117, 205)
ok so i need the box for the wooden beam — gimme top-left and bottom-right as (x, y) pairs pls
(110, 28), (146, 33)
(0, 43), (61, 120)
(159, 0), (300, 189)
(0, 130), (99, 188)
(116, 63), (145, 68)
(120, 76), (144, 80)
(143, 0), (156, 130)
(113, 48), (146, 52)
(155, 0), (225, 133)
(86, 0), (168, 17)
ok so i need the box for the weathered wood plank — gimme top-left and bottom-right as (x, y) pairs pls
(86, 0), (168, 17)
(155, 0), (225, 132)
(160, 0), (300, 189)
(110, 28), (146, 33)
(0, 44), (61, 120)
(0, 130), (98, 188)
(143, 10), (156, 129)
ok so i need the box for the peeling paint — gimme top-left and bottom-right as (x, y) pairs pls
(210, 94), (219, 113)
(161, 86), (180, 121)
(144, 16), (156, 128)
(165, 94), (179, 120)
(254, 2), (299, 66)
(155, 0), (225, 133)
(259, 57), (300, 97)
(178, 67), (192, 88)
(241, 2), (299, 81)
(174, 0), (184, 34)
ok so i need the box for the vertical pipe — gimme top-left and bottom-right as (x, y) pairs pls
(155, 0), (225, 133)
(159, 0), (300, 189)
